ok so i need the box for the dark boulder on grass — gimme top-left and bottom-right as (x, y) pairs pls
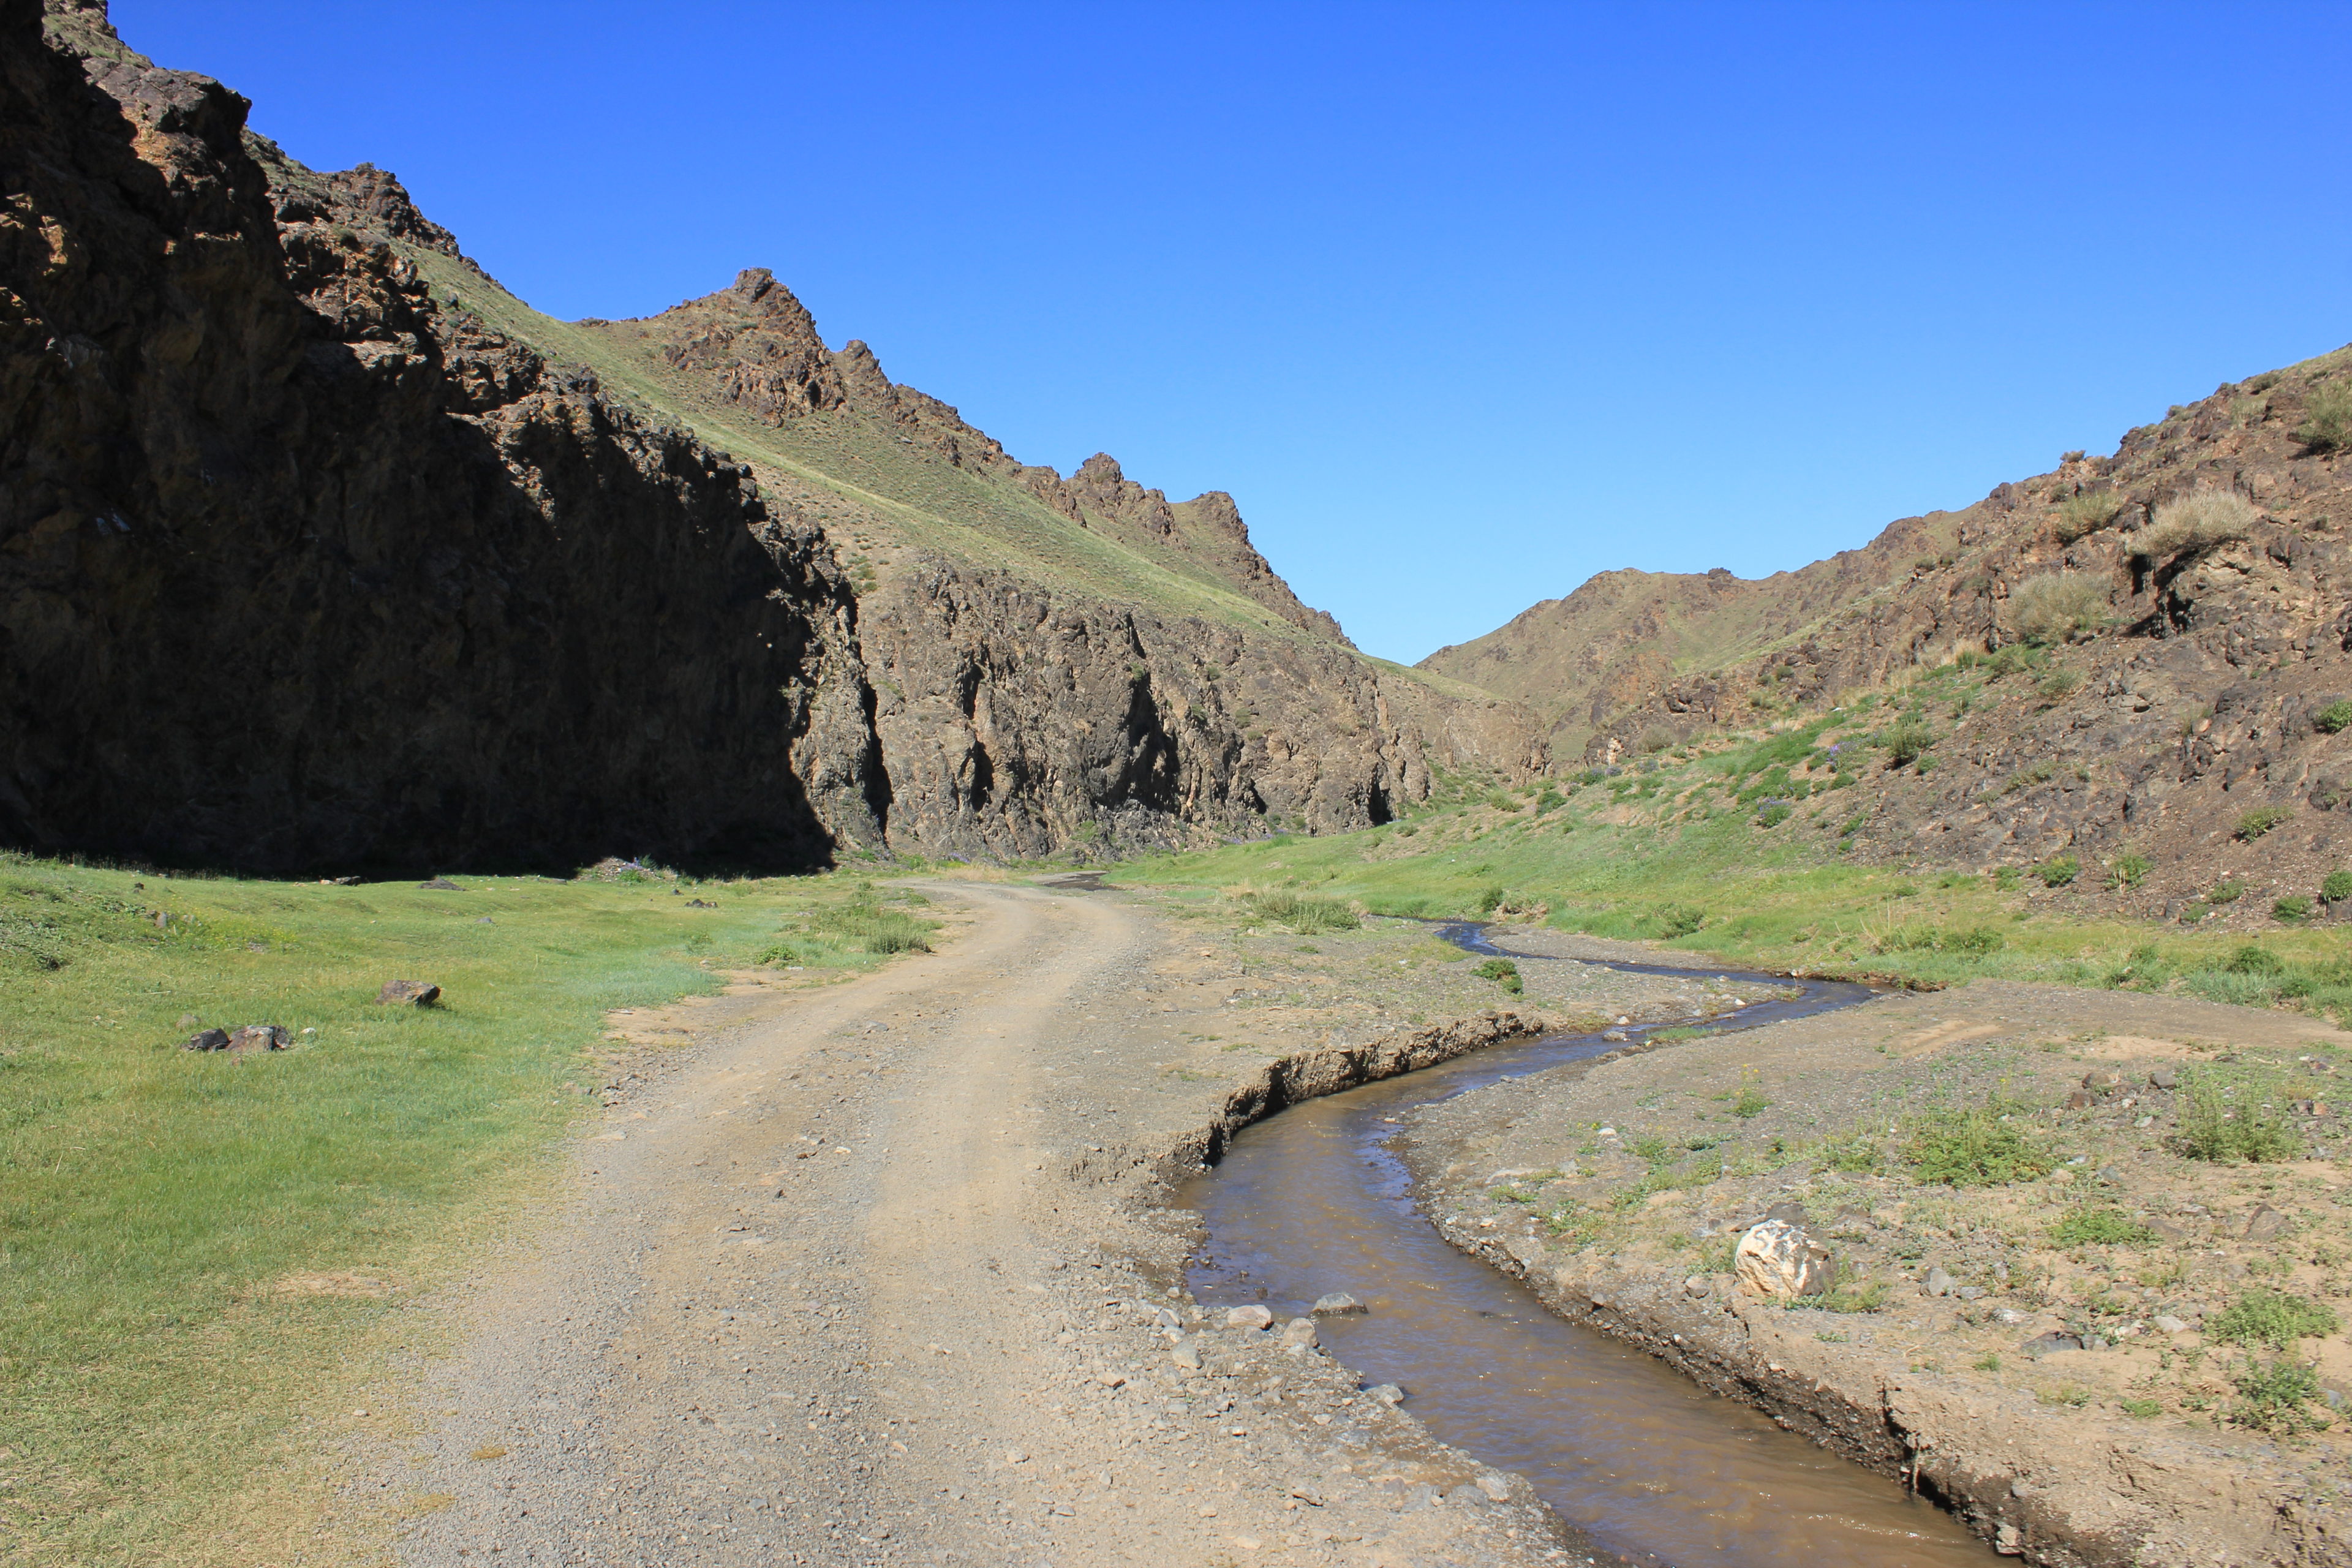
(375, 980), (442, 1007)
(181, 1027), (230, 1052)
(227, 1024), (290, 1052)
(418, 878), (462, 891)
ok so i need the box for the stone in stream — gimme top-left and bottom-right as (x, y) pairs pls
(1311, 1293), (1366, 1316)
(1366, 1384), (1405, 1406)
(1733, 1219), (1834, 1299)
(1226, 1305), (1275, 1330)
(1280, 1317), (1319, 1349)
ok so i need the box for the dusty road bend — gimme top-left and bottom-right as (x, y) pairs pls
(369, 880), (1569, 1567)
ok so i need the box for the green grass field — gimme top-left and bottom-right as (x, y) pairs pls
(0, 856), (925, 1564)
(1110, 748), (2352, 1021)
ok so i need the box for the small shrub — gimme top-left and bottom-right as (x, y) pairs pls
(1487, 790), (1521, 812)
(1731, 1080), (1769, 1119)
(2297, 380), (2352, 454)
(2209, 1290), (2340, 1351)
(2035, 666), (2084, 700)
(2175, 1071), (2301, 1163)
(2324, 870), (2352, 903)
(2106, 853), (2151, 891)
(1820, 1131), (1880, 1172)
(1243, 891), (1360, 934)
(808, 898), (937, 955)
(2315, 700), (2352, 735)
(1755, 801), (1794, 828)
(1652, 904), (1706, 938)
(2120, 1397), (2163, 1419)
(2138, 487), (2256, 560)
(2009, 572), (2109, 644)
(2275, 895), (2315, 924)
(2237, 805), (2291, 841)
(1905, 1102), (2054, 1186)
(2037, 856), (2079, 888)
(2052, 489), (2125, 543)
(1472, 957), (1523, 995)
(2207, 878), (2245, 905)
(1992, 866), (2022, 891)
(2230, 1357), (2331, 1434)
(2225, 943), (2283, 976)
(2049, 1207), (2157, 1247)
(1532, 788), (1565, 814)
(1881, 718), (1935, 766)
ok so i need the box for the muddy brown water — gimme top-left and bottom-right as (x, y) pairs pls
(1180, 923), (1995, 1567)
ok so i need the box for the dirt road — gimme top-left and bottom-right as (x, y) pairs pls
(363, 881), (1585, 1567)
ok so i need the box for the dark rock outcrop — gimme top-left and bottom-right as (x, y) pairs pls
(2, 0), (885, 870)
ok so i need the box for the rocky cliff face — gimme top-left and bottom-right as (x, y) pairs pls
(1, 0), (1540, 870)
(1, 0), (884, 869)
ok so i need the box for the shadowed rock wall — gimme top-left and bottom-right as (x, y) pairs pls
(0, 0), (886, 870)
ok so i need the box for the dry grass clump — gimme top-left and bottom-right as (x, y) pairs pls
(2052, 489), (2124, 543)
(2008, 571), (2109, 644)
(2136, 487), (2256, 561)
(2298, 379), (2352, 454)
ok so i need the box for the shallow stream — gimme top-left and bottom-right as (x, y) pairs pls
(1178, 923), (1994, 1567)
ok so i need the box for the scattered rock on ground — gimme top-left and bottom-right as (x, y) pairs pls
(1734, 1219), (1835, 1298)
(375, 980), (442, 1007)
(181, 1028), (230, 1052)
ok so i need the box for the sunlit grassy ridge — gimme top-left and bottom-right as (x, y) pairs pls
(0, 856), (921, 1563)
(1112, 738), (2352, 1021)
(407, 249), (1441, 671)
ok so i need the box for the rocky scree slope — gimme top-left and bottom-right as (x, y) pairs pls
(1419, 518), (1962, 759)
(2, 0), (1539, 870)
(1, 0), (884, 870)
(1436, 343), (2352, 905)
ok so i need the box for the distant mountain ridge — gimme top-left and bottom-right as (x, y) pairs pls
(1427, 341), (2352, 905)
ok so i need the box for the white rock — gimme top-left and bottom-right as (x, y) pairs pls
(1733, 1219), (1834, 1299)
(1280, 1317), (1319, 1349)
(1171, 1337), (1203, 1369)
(2154, 1314), (2190, 1335)
(1226, 1305), (1274, 1330)
(1476, 1474), (1510, 1502)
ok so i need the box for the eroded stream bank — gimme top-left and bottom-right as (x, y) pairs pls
(1177, 924), (1995, 1567)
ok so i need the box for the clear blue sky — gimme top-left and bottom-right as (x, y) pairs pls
(119, 1), (2352, 663)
